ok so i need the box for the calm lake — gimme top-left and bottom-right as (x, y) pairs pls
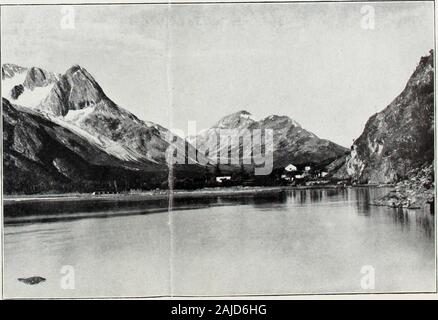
(3, 187), (435, 298)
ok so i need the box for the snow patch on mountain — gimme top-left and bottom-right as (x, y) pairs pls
(2, 64), (58, 108)
(2, 71), (27, 96)
(2, 63), (206, 167)
(63, 105), (95, 122)
(12, 84), (55, 108)
(45, 111), (146, 163)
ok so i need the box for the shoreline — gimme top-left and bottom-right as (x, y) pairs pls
(3, 184), (392, 204)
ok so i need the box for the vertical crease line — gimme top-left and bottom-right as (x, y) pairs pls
(166, 0), (174, 299)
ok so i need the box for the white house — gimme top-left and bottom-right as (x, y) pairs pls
(285, 164), (297, 172)
(216, 176), (232, 183)
(304, 166), (311, 172)
(321, 171), (328, 177)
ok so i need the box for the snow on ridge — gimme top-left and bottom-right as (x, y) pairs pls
(64, 106), (95, 122)
(240, 112), (251, 120)
(1, 67), (56, 109)
(16, 84), (55, 109)
(2, 72), (27, 96)
(290, 118), (301, 127)
(44, 112), (144, 163)
(263, 114), (301, 127)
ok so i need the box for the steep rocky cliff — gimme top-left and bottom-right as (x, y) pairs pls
(343, 50), (434, 184)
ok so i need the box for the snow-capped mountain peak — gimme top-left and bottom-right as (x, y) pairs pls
(213, 110), (256, 129)
(2, 63), (206, 167)
(37, 64), (106, 116)
(193, 109), (347, 168)
(261, 114), (302, 129)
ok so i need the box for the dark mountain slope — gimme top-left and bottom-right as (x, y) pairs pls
(3, 98), (168, 194)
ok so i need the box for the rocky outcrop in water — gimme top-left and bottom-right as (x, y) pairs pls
(373, 164), (434, 209)
(17, 276), (46, 285)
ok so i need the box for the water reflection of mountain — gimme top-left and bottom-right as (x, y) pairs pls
(385, 207), (434, 238)
(355, 188), (371, 215)
(353, 188), (434, 237)
(392, 207), (412, 231)
(251, 191), (288, 207)
(5, 188), (434, 239)
(415, 210), (434, 238)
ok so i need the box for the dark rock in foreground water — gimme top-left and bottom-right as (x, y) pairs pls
(18, 276), (46, 285)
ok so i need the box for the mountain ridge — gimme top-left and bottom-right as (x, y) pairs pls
(2, 63), (211, 193)
(4, 53), (430, 195)
(2, 97), (170, 194)
(190, 109), (348, 169)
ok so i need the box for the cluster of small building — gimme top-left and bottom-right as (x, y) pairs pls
(214, 163), (329, 185)
(280, 164), (328, 182)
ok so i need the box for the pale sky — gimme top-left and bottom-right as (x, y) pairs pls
(1, 2), (434, 147)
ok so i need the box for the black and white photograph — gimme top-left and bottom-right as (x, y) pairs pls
(0, 0), (436, 299)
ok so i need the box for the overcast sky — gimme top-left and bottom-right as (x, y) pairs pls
(1, 2), (434, 147)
